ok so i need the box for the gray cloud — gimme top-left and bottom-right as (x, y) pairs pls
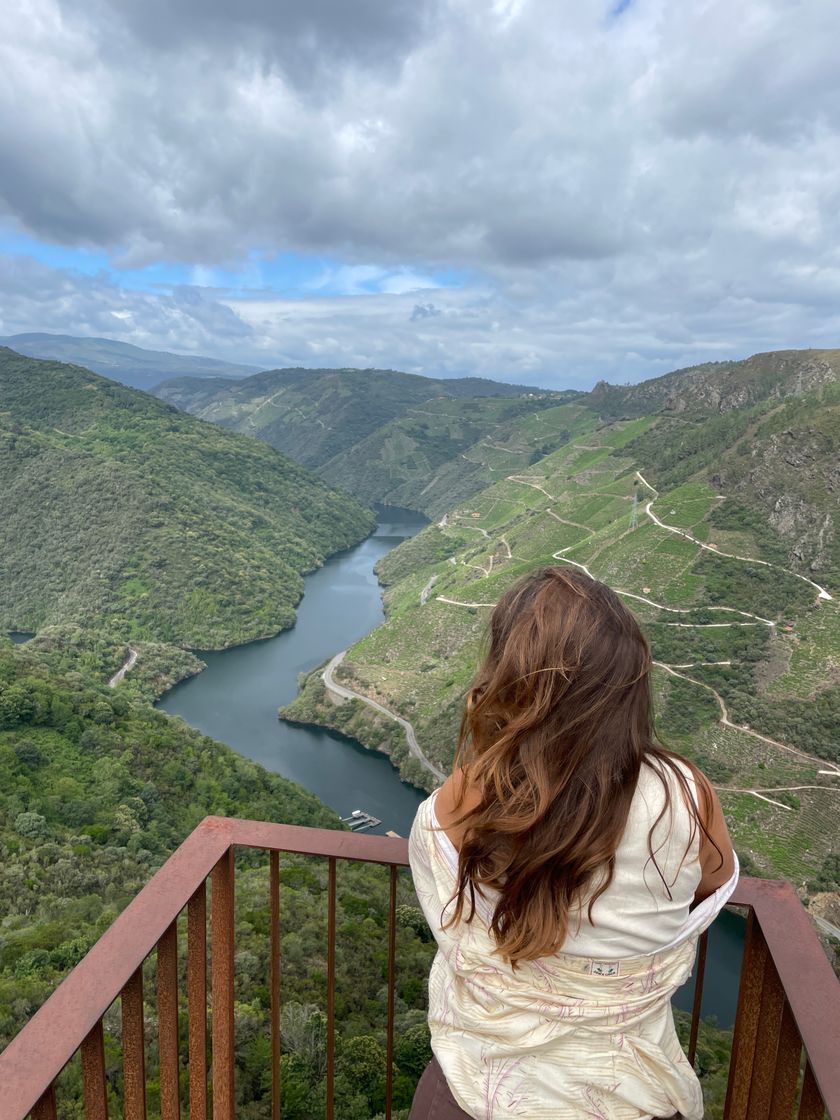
(2, 0), (837, 267)
(1, 0), (840, 381)
(73, 0), (440, 91)
(410, 302), (442, 321)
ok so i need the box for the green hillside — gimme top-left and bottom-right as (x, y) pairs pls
(154, 364), (562, 471)
(318, 397), (590, 516)
(588, 348), (840, 420)
(282, 362), (840, 887)
(0, 349), (375, 647)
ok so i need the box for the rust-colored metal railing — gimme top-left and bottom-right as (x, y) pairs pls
(0, 816), (838, 1120)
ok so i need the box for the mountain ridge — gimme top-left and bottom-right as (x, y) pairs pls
(155, 364), (560, 470)
(1, 332), (258, 391)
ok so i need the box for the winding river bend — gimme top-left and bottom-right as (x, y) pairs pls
(157, 506), (744, 1027)
(158, 507), (429, 836)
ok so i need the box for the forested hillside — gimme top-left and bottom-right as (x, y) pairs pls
(0, 349), (374, 646)
(0, 638), (437, 1117)
(155, 365), (562, 471)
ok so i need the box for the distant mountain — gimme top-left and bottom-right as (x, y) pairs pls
(0, 348), (374, 646)
(318, 395), (590, 517)
(154, 365), (557, 468)
(0, 333), (258, 390)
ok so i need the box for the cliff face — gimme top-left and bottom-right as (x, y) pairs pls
(589, 348), (840, 419)
(711, 402), (840, 581)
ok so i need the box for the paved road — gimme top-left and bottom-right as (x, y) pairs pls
(323, 651), (447, 783)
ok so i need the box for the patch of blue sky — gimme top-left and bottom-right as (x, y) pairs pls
(608, 0), (633, 18)
(0, 229), (193, 289)
(0, 228), (469, 298)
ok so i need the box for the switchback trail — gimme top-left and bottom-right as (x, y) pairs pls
(323, 651), (447, 784)
(635, 471), (834, 603)
(429, 524), (837, 787)
(654, 661), (840, 780)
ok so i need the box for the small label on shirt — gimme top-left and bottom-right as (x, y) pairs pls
(589, 960), (620, 976)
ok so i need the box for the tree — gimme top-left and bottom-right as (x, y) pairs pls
(0, 685), (35, 729)
(14, 811), (48, 840)
(395, 1023), (432, 1078)
(338, 1034), (389, 1111)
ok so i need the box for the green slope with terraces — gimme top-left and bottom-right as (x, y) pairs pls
(283, 362), (840, 889)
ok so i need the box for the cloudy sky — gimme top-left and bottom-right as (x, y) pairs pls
(2, 0), (839, 389)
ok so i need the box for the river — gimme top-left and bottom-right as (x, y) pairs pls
(158, 507), (429, 836)
(157, 505), (744, 1027)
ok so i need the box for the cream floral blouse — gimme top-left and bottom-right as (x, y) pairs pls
(408, 763), (739, 1119)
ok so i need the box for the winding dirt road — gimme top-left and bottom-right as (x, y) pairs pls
(428, 481), (840, 803)
(635, 471), (833, 603)
(653, 661), (840, 777)
(323, 651), (447, 783)
(108, 647), (138, 687)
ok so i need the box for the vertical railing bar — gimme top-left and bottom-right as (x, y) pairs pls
(212, 848), (236, 1120)
(768, 1000), (802, 1120)
(746, 949), (786, 1119)
(724, 910), (768, 1120)
(270, 850), (281, 1120)
(158, 920), (181, 1120)
(122, 966), (147, 1120)
(188, 881), (208, 1120)
(80, 1019), (109, 1120)
(798, 1062), (826, 1120)
(385, 865), (398, 1120)
(687, 928), (708, 1066)
(326, 857), (337, 1120)
(30, 1084), (58, 1120)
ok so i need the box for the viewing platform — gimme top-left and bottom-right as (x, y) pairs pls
(0, 816), (838, 1120)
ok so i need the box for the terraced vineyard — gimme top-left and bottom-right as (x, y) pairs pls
(283, 408), (840, 887)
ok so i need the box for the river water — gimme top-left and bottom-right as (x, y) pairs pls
(157, 506), (744, 1027)
(158, 507), (429, 836)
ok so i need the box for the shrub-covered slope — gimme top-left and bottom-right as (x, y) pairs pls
(0, 639), (439, 1118)
(587, 348), (840, 420)
(0, 638), (335, 1039)
(0, 349), (374, 646)
(155, 365), (558, 470)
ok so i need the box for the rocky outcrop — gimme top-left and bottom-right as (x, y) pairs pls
(590, 349), (840, 419)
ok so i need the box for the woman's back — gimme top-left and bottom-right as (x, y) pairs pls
(407, 567), (737, 1119)
(431, 757), (708, 957)
(409, 760), (737, 1119)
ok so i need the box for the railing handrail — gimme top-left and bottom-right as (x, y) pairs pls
(0, 815), (838, 1119)
(0, 816), (410, 1120)
(728, 876), (840, 1116)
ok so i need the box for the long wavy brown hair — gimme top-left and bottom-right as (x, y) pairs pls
(444, 565), (717, 962)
